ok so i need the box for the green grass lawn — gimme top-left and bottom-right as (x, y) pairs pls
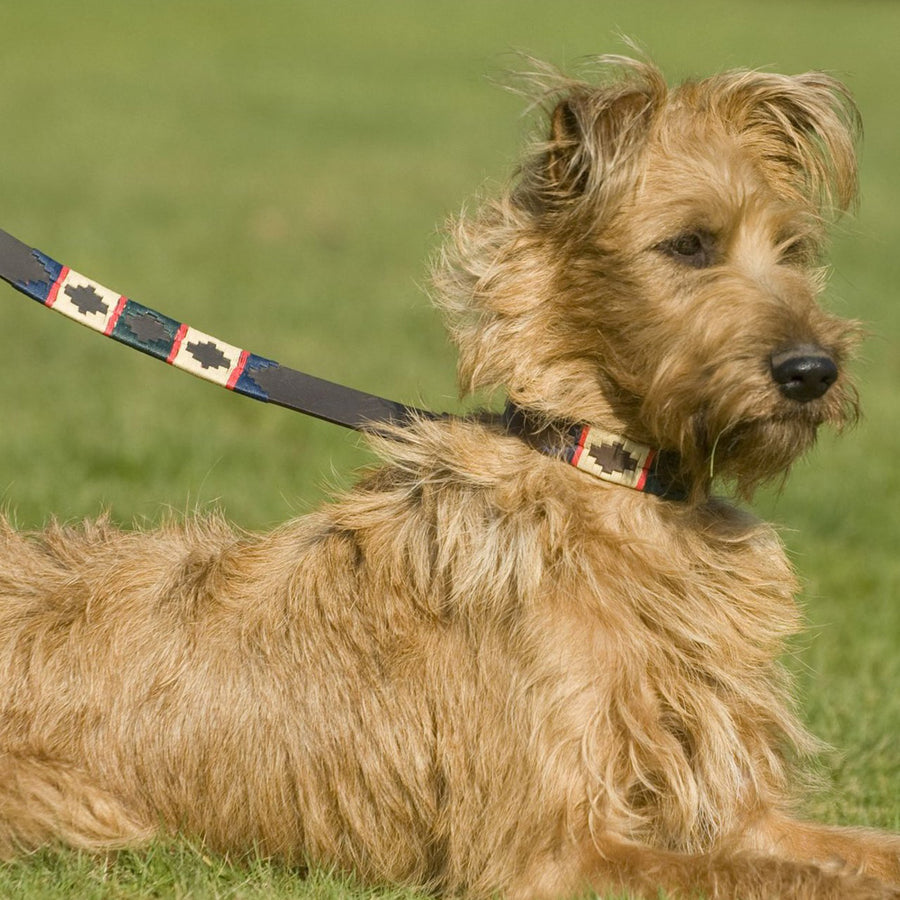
(0, 0), (898, 896)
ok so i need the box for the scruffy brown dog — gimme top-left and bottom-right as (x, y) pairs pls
(1, 57), (898, 899)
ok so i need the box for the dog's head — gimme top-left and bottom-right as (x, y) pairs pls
(435, 57), (861, 498)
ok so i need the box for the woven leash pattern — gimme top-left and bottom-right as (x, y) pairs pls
(0, 228), (422, 431)
(24, 248), (273, 399)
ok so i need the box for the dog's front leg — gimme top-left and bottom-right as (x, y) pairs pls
(749, 813), (900, 887)
(579, 835), (900, 899)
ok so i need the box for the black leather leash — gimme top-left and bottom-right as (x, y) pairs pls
(0, 227), (431, 433)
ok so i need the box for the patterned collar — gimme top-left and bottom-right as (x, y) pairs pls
(503, 405), (688, 502)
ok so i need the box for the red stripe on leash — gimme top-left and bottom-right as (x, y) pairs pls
(227, 349), (250, 390)
(104, 295), (128, 335)
(167, 322), (189, 363)
(44, 266), (70, 308)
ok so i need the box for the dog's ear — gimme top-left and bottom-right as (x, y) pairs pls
(547, 98), (589, 194)
(720, 71), (861, 214)
(544, 86), (659, 205)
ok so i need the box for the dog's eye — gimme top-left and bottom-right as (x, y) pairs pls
(656, 231), (716, 269)
(778, 236), (814, 266)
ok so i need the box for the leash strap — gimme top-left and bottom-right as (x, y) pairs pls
(0, 227), (428, 432)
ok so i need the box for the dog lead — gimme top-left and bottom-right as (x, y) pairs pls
(0, 227), (426, 434)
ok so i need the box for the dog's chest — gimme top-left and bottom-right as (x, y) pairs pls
(528, 495), (804, 848)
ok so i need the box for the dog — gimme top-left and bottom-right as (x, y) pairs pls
(0, 56), (898, 899)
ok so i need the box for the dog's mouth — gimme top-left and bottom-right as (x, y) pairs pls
(767, 397), (834, 429)
(718, 350), (857, 441)
(710, 396), (839, 451)
(682, 389), (851, 496)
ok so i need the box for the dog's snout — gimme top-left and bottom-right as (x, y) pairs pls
(770, 346), (838, 402)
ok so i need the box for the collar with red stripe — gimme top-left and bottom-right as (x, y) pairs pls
(503, 405), (688, 502)
(560, 422), (687, 500)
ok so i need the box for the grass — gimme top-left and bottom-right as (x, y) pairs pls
(0, 845), (429, 900)
(0, 0), (898, 896)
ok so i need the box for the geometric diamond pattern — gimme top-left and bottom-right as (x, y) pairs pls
(48, 269), (124, 334)
(571, 426), (655, 491)
(587, 440), (639, 476)
(64, 283), (109, 317)
(169, 325), (244, 387)
(185, 339), (230, 371)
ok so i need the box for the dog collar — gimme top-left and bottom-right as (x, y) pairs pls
(558, 422), (687, 500)
(503, 405), (688, 501)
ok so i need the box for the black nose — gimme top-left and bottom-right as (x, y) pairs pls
(770, 347), (838, 402)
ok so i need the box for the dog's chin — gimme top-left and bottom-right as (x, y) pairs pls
(671, 377), (859, 497)
(703, 411), (831, 497)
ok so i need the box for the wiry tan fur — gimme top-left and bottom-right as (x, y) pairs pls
(0, 57), (898, 899)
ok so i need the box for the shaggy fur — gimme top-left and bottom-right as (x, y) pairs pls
(1, 57), (899, 899)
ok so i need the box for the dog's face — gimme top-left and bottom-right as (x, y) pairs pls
(577, 71), (863, 495)
(436, 59), (862, 497)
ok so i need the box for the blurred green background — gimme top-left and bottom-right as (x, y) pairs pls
(0, 0), (897, 892)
